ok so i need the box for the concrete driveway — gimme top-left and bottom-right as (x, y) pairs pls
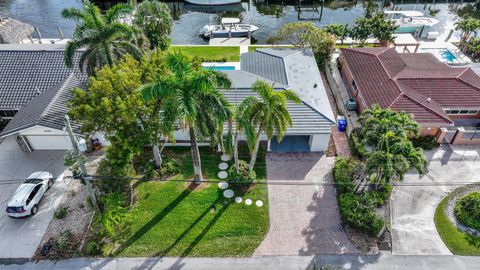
(254, 153), (357, 256)
(0, 136), (68, 259)
(391, 145), (480, 255)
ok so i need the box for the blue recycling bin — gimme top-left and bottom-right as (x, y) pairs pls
(338, 118), (347, 132)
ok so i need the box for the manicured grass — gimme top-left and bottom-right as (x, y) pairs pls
(434, 193), (480, 255)
(248, 45), (295, 52)
(115, 146), (269, 257)
(170, 46), (240, 62)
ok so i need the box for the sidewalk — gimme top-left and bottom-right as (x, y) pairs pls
(2, 253), (479, 270)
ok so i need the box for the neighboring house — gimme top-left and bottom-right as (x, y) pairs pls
(339, 47), (480, 145)
(0, 44), (85, 151)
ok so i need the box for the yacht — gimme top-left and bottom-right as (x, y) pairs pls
(200, 18), (259, 38)
(385, 10), (439, 34)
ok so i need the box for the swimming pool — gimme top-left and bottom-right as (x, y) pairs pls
(419, 48), (460, 64)
(203, 65), (236, 71)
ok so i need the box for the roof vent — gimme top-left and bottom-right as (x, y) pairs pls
(314, 83), (318, 88)
(426, 97), (432, 103)
(35, 86), (42, 94)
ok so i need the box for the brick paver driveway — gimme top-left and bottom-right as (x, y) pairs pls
(254, 153), (357, 255)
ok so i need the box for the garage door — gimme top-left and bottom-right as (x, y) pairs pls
(25, 135), (72, 150)
(271, 135), (310, 152)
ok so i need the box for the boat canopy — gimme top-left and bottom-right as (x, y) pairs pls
(384, 10), (424, 17)
(221, 18), (241, 24)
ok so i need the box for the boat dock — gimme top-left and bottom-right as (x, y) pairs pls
(209, 37), (250, 46)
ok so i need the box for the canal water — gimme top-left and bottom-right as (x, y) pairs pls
(0, 0), (471, 44)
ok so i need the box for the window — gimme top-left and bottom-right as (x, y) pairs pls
(26, 184), (42, 205)
(445, 109), (479, 115)
(0, 110), (17, 118)
(352, 80), (358, 91)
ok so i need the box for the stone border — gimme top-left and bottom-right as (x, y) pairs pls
(444, 184), (480, 237)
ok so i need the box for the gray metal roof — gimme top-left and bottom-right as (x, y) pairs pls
(241, 50), (288, 85)
(223, 70), (334, 134)
(240, 48), (336, 124)
(0, 18), (34, 44)
(0, 48), (85, 110)
(0, 74), (82, 137)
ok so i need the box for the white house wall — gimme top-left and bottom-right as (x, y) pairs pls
(309, 133), (330, 152)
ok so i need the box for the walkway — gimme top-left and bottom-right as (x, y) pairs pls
(3, 253), (480, 270)
(391, 145), (480, 255)
(254, 153), (357, 255)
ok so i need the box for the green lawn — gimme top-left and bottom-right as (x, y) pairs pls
(248, 45), (295, 52)
(115, 146), (269, 257)
(170, 46), (240, 62)
(434, 193), (480, 255)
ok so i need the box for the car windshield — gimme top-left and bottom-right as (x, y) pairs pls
(25, 178), (43, 184)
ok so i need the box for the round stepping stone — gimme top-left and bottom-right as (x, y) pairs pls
(218, 162), (229, 170)
(235, 197), (243, 203)
(218, 171), (228, 179)
(221, 154), (231, 161)
(218, 181), (229, 190)
(245, 199), (252, 206)
(256, 200), (264, 207)
(223, 189), (234, 199)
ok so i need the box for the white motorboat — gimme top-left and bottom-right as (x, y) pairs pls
(185, 0), (241, 6)
(385, 10), (439, 34)
(200, 18), (259, 38)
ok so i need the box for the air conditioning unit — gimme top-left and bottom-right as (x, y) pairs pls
(345, 98), (357, 111)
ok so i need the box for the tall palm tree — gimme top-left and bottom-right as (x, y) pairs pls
(240, 81), (301, 171)
(139, 52), (231, 183)
(62, 2), (142, 74)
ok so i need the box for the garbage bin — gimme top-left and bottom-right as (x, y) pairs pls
(337, 117), (347, 132)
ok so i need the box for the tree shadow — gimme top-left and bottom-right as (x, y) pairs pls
(299, 161), (358, 255)
(114, 185), (195, 256)
(130, 188), (235, 270)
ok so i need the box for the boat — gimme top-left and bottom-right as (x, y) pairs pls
(385, 10), (439, 34)
(185, 0), (241, 6)
(200, 18), (259, 38)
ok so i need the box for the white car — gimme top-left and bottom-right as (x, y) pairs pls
(6, 171), (54, 218)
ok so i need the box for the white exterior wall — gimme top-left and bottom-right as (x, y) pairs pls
(309, 133), (330, 152)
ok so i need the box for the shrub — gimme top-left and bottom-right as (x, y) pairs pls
(228, 160), (257, 188)
(55, 230), (72, 252)
(411, 135), (439, 150)
(143, 160), (159, 179)
(54, 205), (69, 219)
(159, 158), (180, 177)
(85, 241), (100, 256)
(348, 129), (368, 159)
(338, 193), (384, 235)
(96, 158), (135, 194)
(454, 192), (480, 231)
(98, 193), (131, 243)
(332, 157), (361, 194)
(367, 184), (393, 206)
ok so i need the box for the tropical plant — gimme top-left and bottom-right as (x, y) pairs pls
(239, 80), (301, 171)
(454, 192), (480, 231)
(351, 12), (397, 45)
(267, 22), (336, 66)
(133, 0), (173, 50)
(139, 52), (232, 183)
(455, 18), (480, 46)
(358, 104), (419, 148)
(323, 23), (350, 44)
(61, 2), (142, 74)
(358, 105), (426, 186)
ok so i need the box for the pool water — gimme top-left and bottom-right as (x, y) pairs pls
(420, 48), (459, 64)
(204, 66), (236, 71)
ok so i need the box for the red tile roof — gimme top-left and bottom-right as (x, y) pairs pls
(341, 47), (480, 126)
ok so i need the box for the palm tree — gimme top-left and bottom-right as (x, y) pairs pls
(240, 81), (301, 171)
(358, 104), (419, 149)
(139, 52), (231, 183)
(225, 106), (255, 172)
(62, 2), (142, 74)
(456, 18), (480, 46)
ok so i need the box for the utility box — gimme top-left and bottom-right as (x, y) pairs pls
(345, 98), (357, 111)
